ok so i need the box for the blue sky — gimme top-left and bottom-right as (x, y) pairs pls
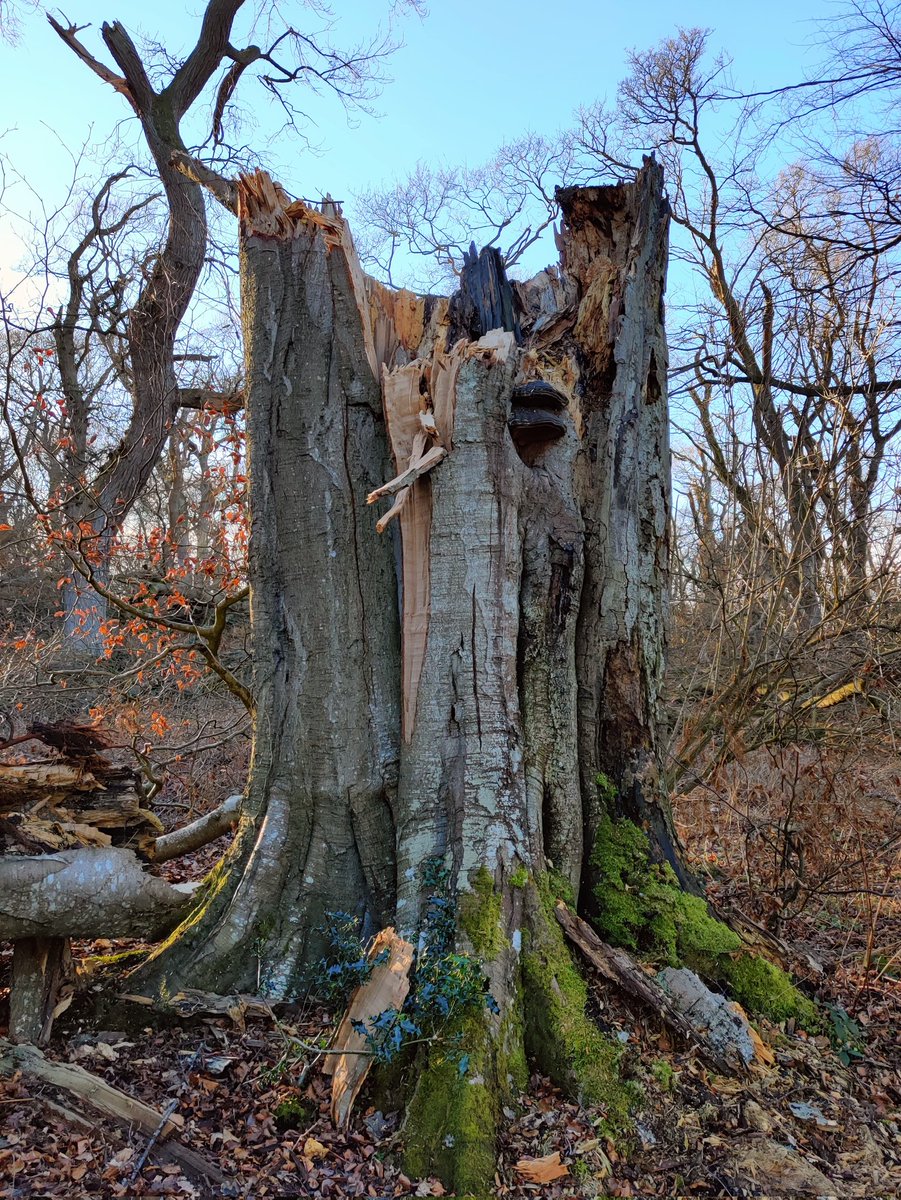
(0, 0), (830, 236)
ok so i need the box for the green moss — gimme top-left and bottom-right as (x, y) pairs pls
(403, 1010), (501, 1194)
(675, 892), (742, 962)
(546, 868), (576, 907)
(273, 1096), (314, 1131)
(522, 878), (633, 1132)
(650, 1059), (675, 1092)
(590, 814), (738, 965)
(596, 771), (618, 806)
(509, 866), (529, 889)
(145, 854), (235, 961)
(80, 946), (150, 977)
(721, 954), (819, 1027)
(590, 815), (818, 1029)
(459, 866), (505, 959)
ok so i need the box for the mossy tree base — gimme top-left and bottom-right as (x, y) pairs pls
(402, 875), (635, 1192)
(590, 813), (819, 1029)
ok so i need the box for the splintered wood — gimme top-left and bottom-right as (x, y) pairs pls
(238, 169), (523, 743)
(369, 351), (462, 740)
(324, 928), (414, 1127)
(0, 721), (161, 856)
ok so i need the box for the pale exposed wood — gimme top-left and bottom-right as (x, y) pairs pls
(375, 486), (411, 534)
(325, 928), (414, 1127)
(0, 848), (192, 940)
(378, 368), (438, 741)
(9, 818), (111, 850)
(0, 1038), (185, 1135)
(0, 762), (100, 806)
(0, 731), (158, 852)
(366, 444), (447, 505)
(366, 278), (450, 369)
(149, 794), (241, 862)
(430, 351), (461, 447)
(516, 1152), (570, 1184)
(555, 901), (742, 1076)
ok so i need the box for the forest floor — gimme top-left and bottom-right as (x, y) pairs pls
(1, 749), (899, 1200)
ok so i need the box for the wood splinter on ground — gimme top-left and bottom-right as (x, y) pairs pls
(324, 928), (414, 1127)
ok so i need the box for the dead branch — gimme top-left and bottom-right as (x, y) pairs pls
(149, 793), (241, 862)
(0, 1039), (228, 1185)
(555, 901), (744, 1076)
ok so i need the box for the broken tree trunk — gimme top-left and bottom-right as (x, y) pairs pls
(129, 159), (679, 1194)
(0, 721), (161, 854)
(555, 901), (744, 1076)
(1, 847), (192, 1042)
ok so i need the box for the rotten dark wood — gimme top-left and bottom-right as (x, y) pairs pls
(447, 242), (522, 343)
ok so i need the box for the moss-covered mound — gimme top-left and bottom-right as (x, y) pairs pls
(591, 813), (817, 1027)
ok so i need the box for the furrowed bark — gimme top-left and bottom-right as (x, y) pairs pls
(131, 177), (401, 996)
(556, 163), (689, 887)
(127, 163), (677, 1193)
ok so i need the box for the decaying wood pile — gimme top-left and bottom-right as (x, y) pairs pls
(0, 722), (162, 856)
(1, 721), (240, 1045)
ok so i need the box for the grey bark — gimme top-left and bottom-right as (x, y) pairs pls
(133, 202), (401, 996)
(149, 793), (241, 863)
(0, 848), (192, 940)
(9, 936), (71, 1045)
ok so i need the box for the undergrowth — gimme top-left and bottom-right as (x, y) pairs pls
(311, 858), (497, 1070)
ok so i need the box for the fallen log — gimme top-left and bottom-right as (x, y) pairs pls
(1, 848), (194, 1044)
(148, 794), (241, 862)
(0, 847), (193, 941)
(554, 901), (746, 1076)
(0, 1039), (228, 1186)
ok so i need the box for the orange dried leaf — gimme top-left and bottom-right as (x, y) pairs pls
(515, 1151), (570, 1183)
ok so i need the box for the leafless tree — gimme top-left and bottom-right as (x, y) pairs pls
(1, 2), (414, 650)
